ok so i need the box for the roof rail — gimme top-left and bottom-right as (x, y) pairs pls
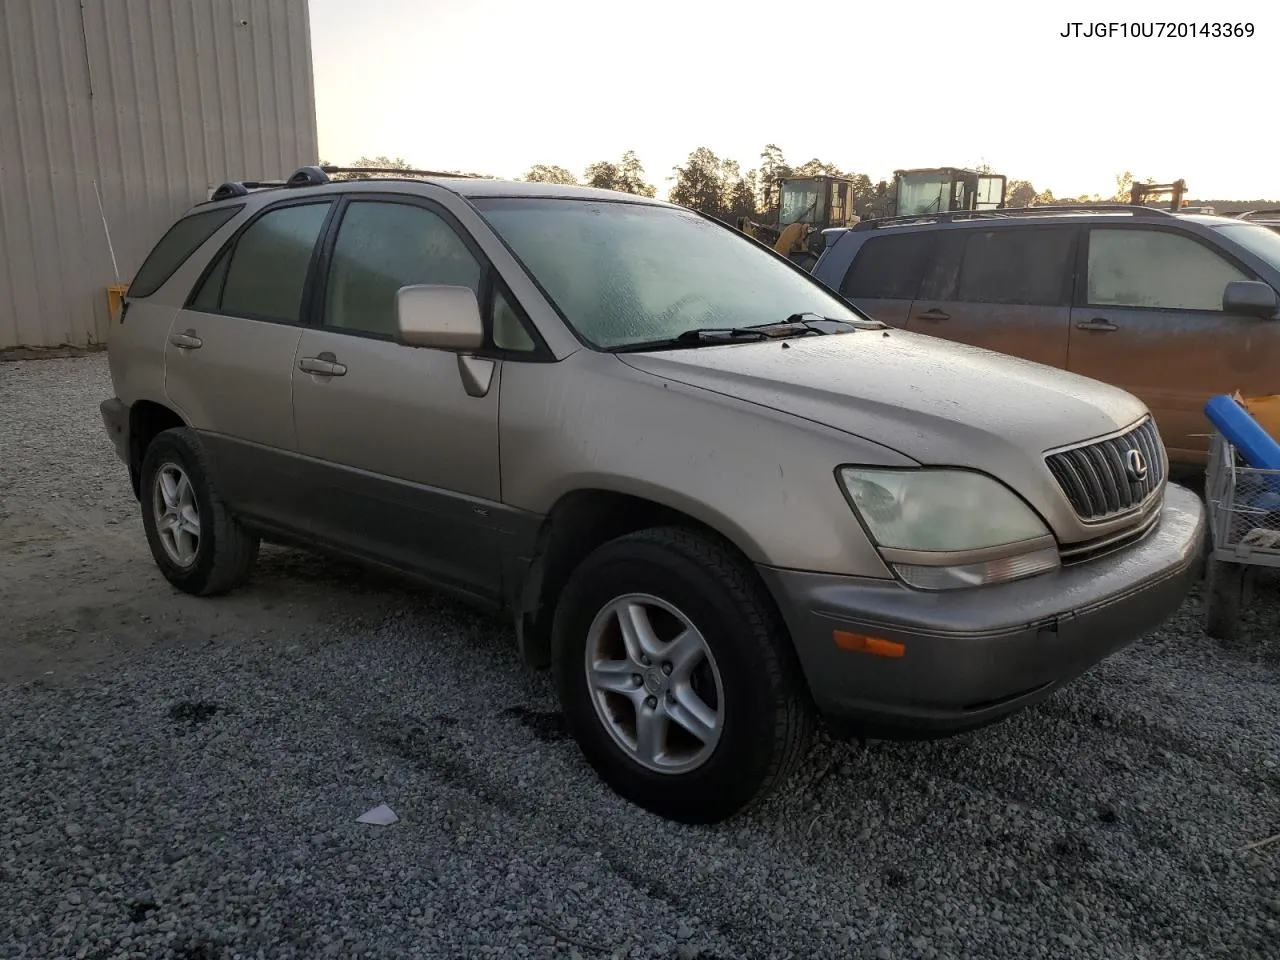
(206, 163), (483, 205)
(853, 202), (1178, 230)
(208, 179), (288, 202)
(1238, 209), (1280, 220)
(318, 164), (478, 179)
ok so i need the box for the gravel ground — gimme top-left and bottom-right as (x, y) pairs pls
(1, 355), (1278, 960)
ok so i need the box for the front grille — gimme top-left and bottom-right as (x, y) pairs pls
(1045, 418), (1165, 521)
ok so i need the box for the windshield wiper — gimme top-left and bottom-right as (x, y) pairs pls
(610, 327), (776, 353)
(776, 311), (886, 331)
(609, 313), (876, 354)
(782, 312), (839, 325)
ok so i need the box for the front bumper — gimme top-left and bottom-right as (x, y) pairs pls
(759, 482), (1206, 738)
(100, 397), (129, 465)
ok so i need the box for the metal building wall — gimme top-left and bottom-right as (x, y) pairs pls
(0, 0), (319, 352)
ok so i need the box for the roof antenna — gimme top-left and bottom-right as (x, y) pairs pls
(92, 179), (121, 284)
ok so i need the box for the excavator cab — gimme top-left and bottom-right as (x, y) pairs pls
(893, 167), (1007, 217)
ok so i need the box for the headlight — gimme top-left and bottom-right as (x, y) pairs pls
(837, 467), (1060, 590)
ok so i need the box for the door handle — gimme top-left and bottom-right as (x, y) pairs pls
(169, 330), (203, 350)
(298, 352), (347, 377)
(1076, 318), (1119, 332)
(916, 308), (950, 322)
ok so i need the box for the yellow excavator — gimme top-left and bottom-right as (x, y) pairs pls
(736, 174), (859, 270)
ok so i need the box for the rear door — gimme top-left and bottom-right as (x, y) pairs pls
(166, 198), (336, 529)
(905, 225), (1077, 368)
(835, 230), (935, 327)
(1067, 224), (1279, 463)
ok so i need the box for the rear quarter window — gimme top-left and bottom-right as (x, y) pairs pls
(840, 232), (934, 300)
(127, 205), (243, 299)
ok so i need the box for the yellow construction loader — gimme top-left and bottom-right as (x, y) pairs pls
(893, 167), (1008, 217)
(737, 174), (859, 270)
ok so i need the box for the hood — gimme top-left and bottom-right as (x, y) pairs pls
(616, 329), (1152, 527)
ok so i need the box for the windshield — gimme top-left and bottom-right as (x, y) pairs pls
(472, 198), (865, 350)
(896, 173), (950, 216)
(779, 181), (820, 225)
(1214, 222), (1280, 270)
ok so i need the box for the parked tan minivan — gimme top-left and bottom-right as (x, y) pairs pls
(813, 205), (1280, 466)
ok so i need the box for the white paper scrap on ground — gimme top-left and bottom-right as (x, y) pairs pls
(356, 803), (399, 825)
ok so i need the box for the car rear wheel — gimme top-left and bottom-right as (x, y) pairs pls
(139, 427), (259, 597)
(551, 526), (814, 824)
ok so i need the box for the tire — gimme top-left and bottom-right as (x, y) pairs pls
(139, 427), (259, 597)
(551, 526), (814, 824)
(1204, 555), (1246, 643)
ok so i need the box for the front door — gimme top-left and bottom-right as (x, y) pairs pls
(165, 198), (336, 529)
(905, 225), (1077, 369)
(1067, 225), (1279, 463)
(290, 196), (504, 599)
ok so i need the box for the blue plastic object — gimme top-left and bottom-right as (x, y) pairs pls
(1204, 394), (1280, 471)
(1203, 394), (1280, 504)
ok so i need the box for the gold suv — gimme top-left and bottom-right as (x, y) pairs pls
(100, 167), (1205, 824)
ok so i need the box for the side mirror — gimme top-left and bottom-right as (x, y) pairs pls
(395, 284), (485, 350)
(1223, 280), (1279, 319)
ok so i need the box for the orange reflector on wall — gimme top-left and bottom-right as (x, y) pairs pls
(832, 630), (905, 658)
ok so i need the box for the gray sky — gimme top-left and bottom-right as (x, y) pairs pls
(309, 0), (1274, 200)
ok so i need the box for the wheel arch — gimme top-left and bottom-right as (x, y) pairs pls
(515, 486), (793, 675)
(127, 399), (188, 498)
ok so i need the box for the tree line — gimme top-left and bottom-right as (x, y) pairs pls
(321, 148), (1035, 221)
(319, 153), (1259, 220)
(519, 145), (1054, 222)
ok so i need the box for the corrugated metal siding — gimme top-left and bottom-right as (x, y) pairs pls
(0, 0), (319, 350)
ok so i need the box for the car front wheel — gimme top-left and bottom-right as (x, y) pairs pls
(552, 526), (814, 824)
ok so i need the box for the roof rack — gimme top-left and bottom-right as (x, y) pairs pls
(208, 179), (288, 202)
(204, 164), (484, 205)
(317, 165), (479, 180)
(287, 165), (329, 187)
(1237, 209), (1280, 221)
(853, 202), (1179, 230)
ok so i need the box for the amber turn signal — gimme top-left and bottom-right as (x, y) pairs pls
(832, 630), (905, 658)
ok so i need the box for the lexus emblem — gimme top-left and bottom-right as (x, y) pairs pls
(1125, 448), (1148, 482)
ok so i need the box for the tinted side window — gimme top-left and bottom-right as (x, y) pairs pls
(954, 228), (1074, 305)
(213, 202), (333, 323)
(189, 247), (230, 313)
(323, 201), (483, 337)
(1087, 228), (1248, 311)
(128, 205), (242, 298)
(840, 233), (933, 300)
(918, 232), (966, 300)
